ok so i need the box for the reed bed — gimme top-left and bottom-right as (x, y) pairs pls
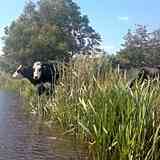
(1, 57), (160, 160)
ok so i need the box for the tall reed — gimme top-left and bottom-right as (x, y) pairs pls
(1, 57), (160, 159)
(51, 57), (160, 159)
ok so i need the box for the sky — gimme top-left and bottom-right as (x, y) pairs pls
(0, 0), (160, 54)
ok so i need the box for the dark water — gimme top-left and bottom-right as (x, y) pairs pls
(0, 91), (87, 160)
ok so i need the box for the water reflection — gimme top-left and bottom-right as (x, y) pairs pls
(0, 91), (87, 160)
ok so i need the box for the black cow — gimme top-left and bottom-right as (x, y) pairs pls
(12, 65), (46, 95)
(32, 62), (59, 94)
(129, 66), (160, 88)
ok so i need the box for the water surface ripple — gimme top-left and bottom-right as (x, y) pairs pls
(0, 91), (86, 160)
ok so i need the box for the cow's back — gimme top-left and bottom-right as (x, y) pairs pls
(142, 66), (160, 77)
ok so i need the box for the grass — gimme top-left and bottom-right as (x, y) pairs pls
(1, 57), (160, 160)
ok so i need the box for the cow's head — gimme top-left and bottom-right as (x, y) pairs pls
(33, 61), (42, 80)
(12, 65), (24, 78)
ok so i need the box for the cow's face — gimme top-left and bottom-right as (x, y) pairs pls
(33, 62), (42, 80)
(12, 65), (24, 78)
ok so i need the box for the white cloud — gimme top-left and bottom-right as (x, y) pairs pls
(117, 16), (129, 21)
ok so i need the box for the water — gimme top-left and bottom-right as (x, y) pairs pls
(0, 91), (87, 160)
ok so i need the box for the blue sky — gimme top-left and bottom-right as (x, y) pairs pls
(0, 0), (160, 54)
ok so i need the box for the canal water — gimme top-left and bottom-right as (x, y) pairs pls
(0, 91), (87, 160)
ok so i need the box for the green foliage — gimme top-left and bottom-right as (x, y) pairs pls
(0, 71), (35, 95)
(116, 25), (160, 69)
(1, 57), (160, 159)
(51, 60), (160, 160)
(2, 0), (101, 67)
(11, 57), (158, 160)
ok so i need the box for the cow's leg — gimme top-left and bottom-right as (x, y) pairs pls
(50, 82), (54, 96)
(37, 83), (45, 96)
(42, 82), (52, 95)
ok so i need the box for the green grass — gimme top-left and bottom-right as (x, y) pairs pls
(1, 57), (160, 160)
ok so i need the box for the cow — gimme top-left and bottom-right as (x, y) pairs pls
(129, 66), (160, 88)
(32, 61), (59, 95)
(12, 65), (46, 95)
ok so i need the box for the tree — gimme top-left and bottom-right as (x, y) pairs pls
(2, 0), (101, 66)
(117, 25), (160, 68)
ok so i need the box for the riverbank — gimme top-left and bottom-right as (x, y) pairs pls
(1, 57), (160, 160)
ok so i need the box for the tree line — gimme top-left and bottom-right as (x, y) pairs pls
(1, 0), (160, 72)
(112, 25), (160, 69)
(1, 0), (101, 71)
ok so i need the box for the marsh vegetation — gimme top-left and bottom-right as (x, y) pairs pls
(1, 57), (160, 160)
